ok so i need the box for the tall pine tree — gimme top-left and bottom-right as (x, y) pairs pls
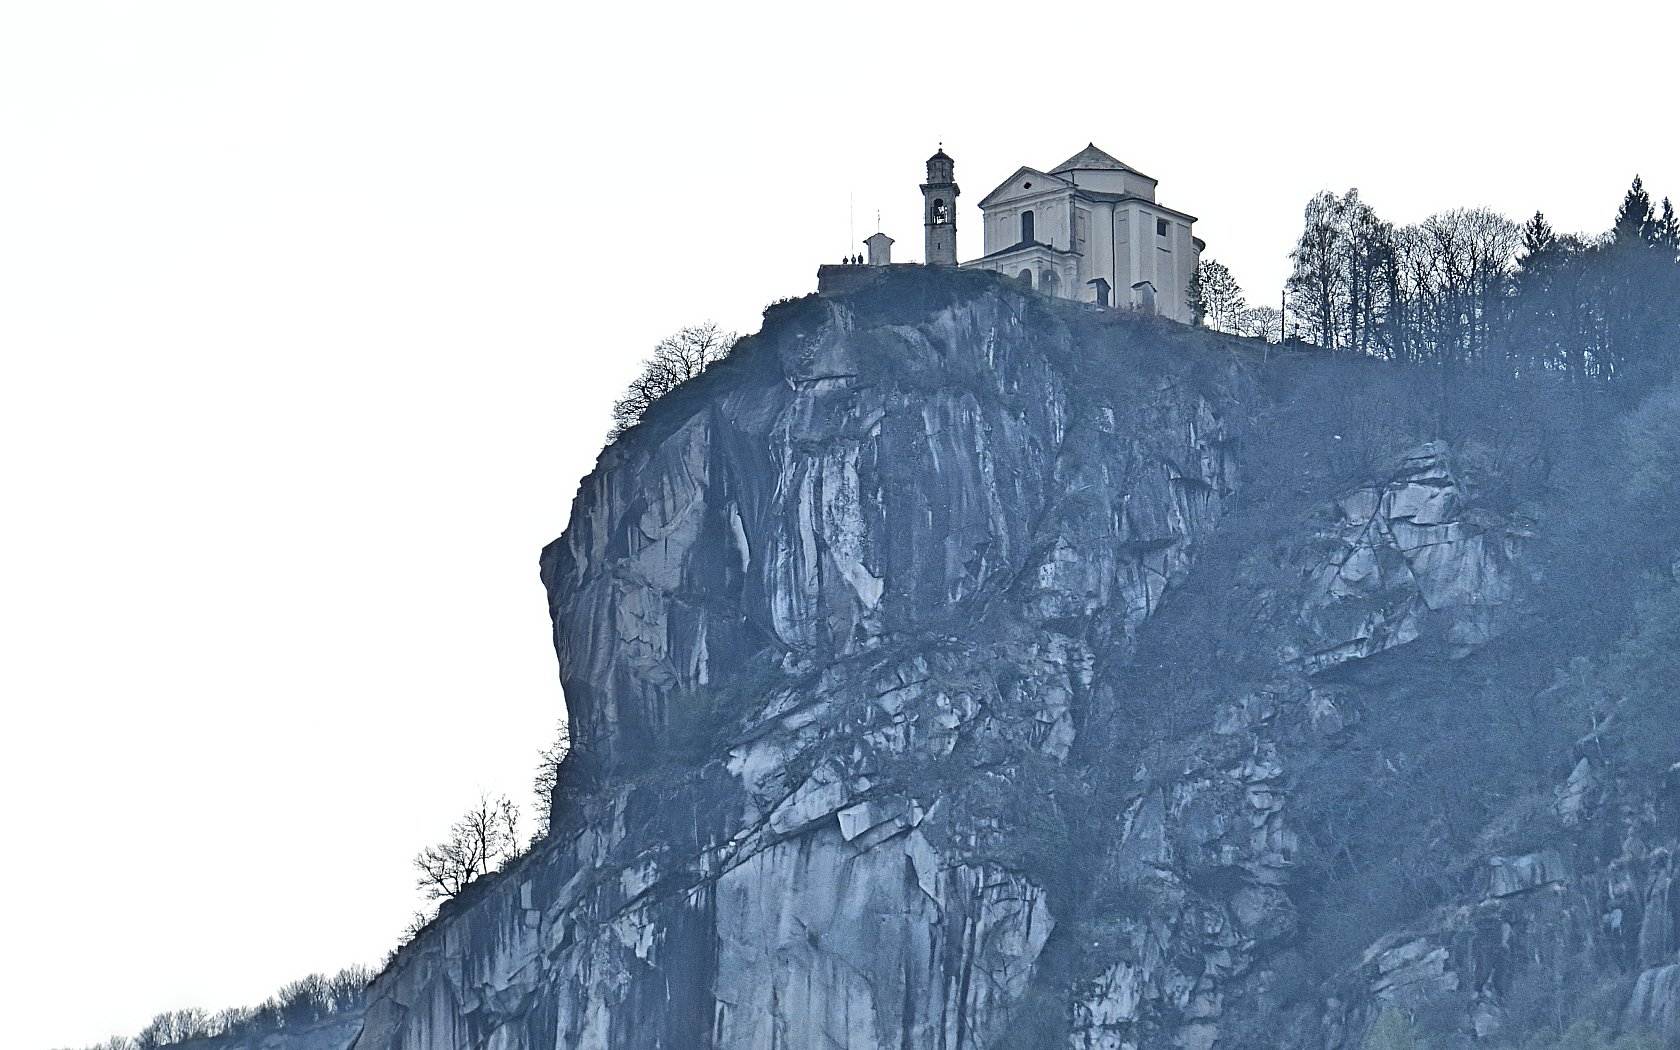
(1614, 174), (1655, 245)
(1521, 210), (1556, 259)
(1657, 197), (1680, 254)
(1603, 176), (1679, 385)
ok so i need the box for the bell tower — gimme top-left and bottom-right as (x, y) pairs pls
(921, 147), (959, 266)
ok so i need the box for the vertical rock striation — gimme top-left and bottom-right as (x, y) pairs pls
(186, 267), (1679, 1050)
(359, 271), (1250, 1049)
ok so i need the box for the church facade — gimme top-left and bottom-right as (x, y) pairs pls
(952, 145), (1203, 322)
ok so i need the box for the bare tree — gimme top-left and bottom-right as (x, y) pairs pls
(80, 964), (374, 1050)
(531, 719), (572, 840)
(1237, 306), (1283, 343)
(1195, 259), (1248, 334)
(274, 970), (367, 1022)
(401, 908), (433, 943)
(610, 322), (737, 437)
(413, 793), (522, 900)
(1419, 207), (1520, 368)
(1289, 190), (1348, 349)
(1286, 189), (1395, 352)
(133, 1010), (214, 1050)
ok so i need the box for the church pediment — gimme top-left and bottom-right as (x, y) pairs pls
(977, 167), (1070, 209)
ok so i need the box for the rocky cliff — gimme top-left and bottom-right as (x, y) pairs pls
(190, 268), (1680, 1050)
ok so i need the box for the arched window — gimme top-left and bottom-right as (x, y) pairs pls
(932, 198), (948, 225)
(1017, 268), (1034, 288)
(1020, 210), (1035, 243)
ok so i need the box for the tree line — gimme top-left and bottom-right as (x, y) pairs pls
(1194, 177), (1680, 396)
(61, 968), (371, 1050)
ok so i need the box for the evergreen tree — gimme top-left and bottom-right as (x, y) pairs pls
(1657, 197), (1679, 254)
(1602, 177), (1680, 384)
(1521, 210), (1557, 260)
(1613, 175), (1655, 245)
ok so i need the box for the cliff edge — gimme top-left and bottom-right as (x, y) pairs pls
(229, 267), (1680, 1050)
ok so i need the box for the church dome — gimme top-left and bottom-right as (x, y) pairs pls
(1050, 143), (1145, 177)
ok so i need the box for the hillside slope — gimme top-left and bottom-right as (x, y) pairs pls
(184, 268), (1680, 1050)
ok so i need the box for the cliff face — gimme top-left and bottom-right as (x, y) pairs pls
(299, 269), (1677, 1050)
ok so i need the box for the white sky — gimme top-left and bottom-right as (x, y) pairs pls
(2, 3), (1676, 1047)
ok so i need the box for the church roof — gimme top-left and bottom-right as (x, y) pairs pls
(973, 237), (1079, 262)
(1050, 143), (1152, 180)
(1072, 190), (1197, 222)
(975, 166), (1070, 208)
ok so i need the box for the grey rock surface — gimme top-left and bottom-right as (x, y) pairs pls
(174, 269), (1680, 1050)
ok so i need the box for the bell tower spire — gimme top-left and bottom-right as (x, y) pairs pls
(921, 146), (959, 266)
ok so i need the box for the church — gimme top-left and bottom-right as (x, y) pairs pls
(919, 144), (1204, 322)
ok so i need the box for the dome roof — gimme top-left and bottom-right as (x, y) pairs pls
(1050, 143), (1143, 176)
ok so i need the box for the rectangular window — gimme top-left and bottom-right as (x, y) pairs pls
(1156, 218), (1170, 237)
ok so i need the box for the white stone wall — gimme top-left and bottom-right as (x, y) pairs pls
(964, 159), (1199, 320)
(1061, 166), (1157, 201)
(981, 189), (1075, 255)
